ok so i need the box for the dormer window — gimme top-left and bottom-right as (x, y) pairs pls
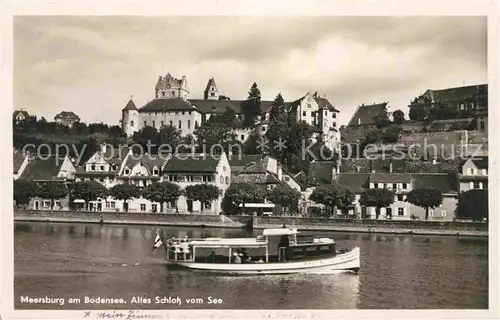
(124, 168), (130, 175)
(152, 167), (159, 175)
(211, 92), (215, 96)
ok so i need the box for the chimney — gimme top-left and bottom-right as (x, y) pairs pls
(100, 144), (107, 153)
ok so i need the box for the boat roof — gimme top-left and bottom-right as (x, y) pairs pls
(189, 238), (267, 248)
(262, 228), (299, 236)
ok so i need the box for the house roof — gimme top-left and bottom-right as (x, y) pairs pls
(19, 156), (66, 181)
(163, 154), (220, 173)
(424, 84), (487, 103)
(336, 173), (370, 193)
(228, 154), (263, 172)
(232, 173), (267, 184)
(314, 96), (339, 112)
(239, 156), (270, 174)
(13, 150), (27, 173)
(13, 110), (29, 119)
(308, 161), (335, 185)
(138, 98), (198, 113)
(369, 173), (411, 184)
(347, 102), (387, 126)
(123, 154), (167, 174)
(411, 173), (458, 193)
(470, 156), (488, 169)
(122, 99), (138, 111)
(55, 111), (79, 119)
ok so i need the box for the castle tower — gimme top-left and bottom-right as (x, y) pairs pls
(204, 77), (220, 100)
(122, 97), (139, 137)
(155, 73), (189, 100)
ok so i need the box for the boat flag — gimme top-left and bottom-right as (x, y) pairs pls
(153, 229), (163, 254)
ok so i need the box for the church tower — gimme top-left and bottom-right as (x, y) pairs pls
(122, 97), (139, 137)
(204, 77), (220, 100)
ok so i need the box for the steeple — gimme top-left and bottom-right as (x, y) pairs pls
(204, 77), (220, 100)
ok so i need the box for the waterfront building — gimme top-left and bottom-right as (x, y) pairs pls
(458, 156), (488, 192)
(121, 73), (340, 152)
(17, 154), (76, 210)
(334, 172), (458, 221)
(54, 111), (81, 127)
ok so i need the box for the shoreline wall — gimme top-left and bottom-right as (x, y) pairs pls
(13, 210), (488, 237)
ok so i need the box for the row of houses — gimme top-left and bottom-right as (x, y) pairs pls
(13, 145), (303, 215)
(13, 141), (488, 220)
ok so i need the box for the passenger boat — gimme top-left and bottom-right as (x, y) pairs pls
(156, 228), (360, 275)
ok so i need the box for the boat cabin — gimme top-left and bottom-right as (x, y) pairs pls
(165, 228), (337, 264)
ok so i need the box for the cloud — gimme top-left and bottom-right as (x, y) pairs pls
(14, 16), (487, 127)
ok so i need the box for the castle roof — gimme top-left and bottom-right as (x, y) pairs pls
(347, 102), (387, 127)
(138, 98), (197, 112)
(314, 96), (339, 112)
(122, 99), (138, 111)
(188, 99), (275, 114)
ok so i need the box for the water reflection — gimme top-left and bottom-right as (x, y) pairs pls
(13, 222), (488, 309)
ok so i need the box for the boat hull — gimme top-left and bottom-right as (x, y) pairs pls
(170, 247), (360, 275)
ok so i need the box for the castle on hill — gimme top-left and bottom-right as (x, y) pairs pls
(121, 73), (341, 151)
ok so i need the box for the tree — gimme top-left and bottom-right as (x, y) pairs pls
(241, 82), (261, 126)
(13, 180), (38, 207)
(142, 182), (182, 213)
(267, 186), (302, 215)
(158, 125), (182, 152)
(36, 182), (68, 210)
(131, 126), (159, 152)
(266, 93), (288, 161)
(405, 188), (444, 220)
(70, 181), (108, 211)
(456, 189), (488, 221)
(359, 188), (395, 219)
(109, 183), (140, 212)
(222, 183), (265, 215)
(392, 109), (405, 124)
(381, 125), (402, 143)
(409, 106), (428, 121)
(309, 184), (355, 216)
(184, 184), (221, 213)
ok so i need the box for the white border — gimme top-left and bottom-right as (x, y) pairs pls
(1, 0), (499, 319)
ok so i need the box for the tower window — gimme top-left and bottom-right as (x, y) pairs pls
(130, 120), (134, 126)
(211, 92), (215, 96)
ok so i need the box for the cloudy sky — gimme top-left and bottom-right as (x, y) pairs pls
(14, 16), (487, 127)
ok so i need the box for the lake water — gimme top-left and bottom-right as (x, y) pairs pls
(14, 222), (488, 309)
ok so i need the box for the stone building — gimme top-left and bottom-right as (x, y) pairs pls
(121, 73), (340, 152)
(54, 111), (80, 127)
